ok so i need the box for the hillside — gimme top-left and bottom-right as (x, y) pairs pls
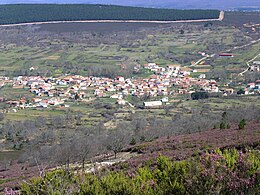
(0, 4), (220, 25)
(2, 121), (259, 193)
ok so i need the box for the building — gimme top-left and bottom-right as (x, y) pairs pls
(161, 97), (169, 103)
(253, 61), (260, 65)
(250, 65), (260, 72)
(117, 99), (126, 105)
(219, 53), (234, 58)
(199, 74), (206, 79)
(144, 101), (163, 107)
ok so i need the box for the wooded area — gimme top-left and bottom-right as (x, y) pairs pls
(0, 4), (220, 24)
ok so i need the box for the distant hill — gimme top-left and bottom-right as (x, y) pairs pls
(0, 4), (220, 25)
(0, 0), (260, 10)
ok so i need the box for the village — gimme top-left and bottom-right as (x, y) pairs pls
(0, 62), (259, 112)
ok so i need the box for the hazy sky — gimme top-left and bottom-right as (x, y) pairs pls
(0, 0), (260, 10)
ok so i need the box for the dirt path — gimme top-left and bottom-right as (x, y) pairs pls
(77, 152), (139, 174)
(191, 55), (213, 67)
(225, 39), (260, 53)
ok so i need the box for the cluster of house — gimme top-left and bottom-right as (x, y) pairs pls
(143, 63), (219, 94)
(244, 80), (260, 95)
(0, 63), (221, 109)
(249, 61), (260, 72)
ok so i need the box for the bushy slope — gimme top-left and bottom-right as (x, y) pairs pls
(19, 148), (260, 194)
(0, 4), (220, 25)
(2, 121), (260, 192)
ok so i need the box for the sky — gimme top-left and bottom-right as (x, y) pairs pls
(0, 0), (259, 10)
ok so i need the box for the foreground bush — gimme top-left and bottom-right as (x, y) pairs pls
(20, 148), (260, 194)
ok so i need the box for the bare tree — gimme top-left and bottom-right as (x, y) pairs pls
(55, 137), (76, 170)
(75, 136), (91, 170)
(105, 130), (126, 159)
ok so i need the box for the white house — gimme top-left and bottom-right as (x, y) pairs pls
(117, 99), (126, 105)
(253, 61), (260, 65)
(161, 97), (169, 103)
(250, 65), (260, 72)
(117, 76), (125, 82)
(199, 74), (206, 79)
(144, 101), (163, 107)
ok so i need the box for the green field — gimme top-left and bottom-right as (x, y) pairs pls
(0, 25), (254, 78)
(0, 21), (259, 124)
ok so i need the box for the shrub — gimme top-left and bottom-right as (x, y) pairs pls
(130, 138), (136, 145)
(20, 148), (260, 194)
(140, 136), (146, 142)
(238, 119), (246, 130)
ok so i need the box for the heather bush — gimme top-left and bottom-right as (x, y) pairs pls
(186, 149), (260, 194)
(20, 148), (260, 194)
(3, 188), (20, 195)
(20, 169), (78, 195)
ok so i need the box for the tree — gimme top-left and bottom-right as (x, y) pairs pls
(140, 135), (146, 142)
(191, 92), (209, 100)
(238, 119), (246, 130)
(220, 112), (230, 129)
(75, 136), (91, 170)
(129, 138), (136, 145)
(74, 111), (83, 126)
(237, 89), (245, 95)
(0, 113), (5, 121)
(180, 29), (184, 34)
(133, 116), (147, 135)
(220, 122), (226, 129)
(222, 112), (228, 121)
(55, 137), (76, 170)
(164, 106), (171, 116)
(106, 130), (126, 159)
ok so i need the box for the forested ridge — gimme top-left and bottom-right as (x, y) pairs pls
(0, 4), (220, 25)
